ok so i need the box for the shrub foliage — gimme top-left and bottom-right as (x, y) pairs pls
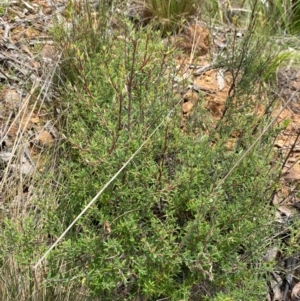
(45, 10), (281, 300)
(1, 0), (295, 300)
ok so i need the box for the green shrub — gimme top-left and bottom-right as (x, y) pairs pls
(45, 10), (283, 300)
(0, 1), (292, 300)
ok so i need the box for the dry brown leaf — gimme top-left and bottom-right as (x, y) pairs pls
(272, 194), (280, 205)
(270, 272), (284, 301)
(37, 130), (54, 146)
(278, 205), (296, 218)
(104, 220), (111, 234)
(292, 282), (300, 301)
(283, 164), (300, 181)
(225, 138), (237, 151)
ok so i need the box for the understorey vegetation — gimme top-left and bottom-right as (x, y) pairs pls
(1, 0), (300, 300)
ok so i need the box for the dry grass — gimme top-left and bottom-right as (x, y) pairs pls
(133, 0), (201, 34)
